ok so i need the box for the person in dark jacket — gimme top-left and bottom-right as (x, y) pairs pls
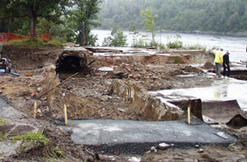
(223, 51), (230, 77)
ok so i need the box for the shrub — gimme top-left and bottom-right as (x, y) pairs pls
(6, 39), (63, 47)
(187, 44), (206, 52)
(0, 132), (7, 141)
(0, 118), (9, 125)
(12, 132), (49, 146)
(167, 41), (183, 49)
(102, 27), (127, 47)
(51, 146), (65, 158)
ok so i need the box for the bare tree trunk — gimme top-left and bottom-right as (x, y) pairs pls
(30, 11), (37, 39)
(81, 23), (86, 46)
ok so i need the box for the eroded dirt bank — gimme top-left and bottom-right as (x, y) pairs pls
(0, 45), (247, 161)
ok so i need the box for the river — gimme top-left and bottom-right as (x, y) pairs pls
(92, 29), (247, 63)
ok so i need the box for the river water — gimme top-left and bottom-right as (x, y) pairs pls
(92, 29), (247, 63)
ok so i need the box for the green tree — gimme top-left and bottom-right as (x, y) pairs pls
(0, 0), (69, 39)
(140, 8), (158, 41)
(68, 0), (102, 46)
(102, 27), (127, 47)
(98, 0), (247, 34)
(36, 18), (75, 42)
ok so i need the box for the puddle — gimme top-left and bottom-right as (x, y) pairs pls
(150, 77), (247, 111)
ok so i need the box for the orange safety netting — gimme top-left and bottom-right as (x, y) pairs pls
(0, 33), (49, 42)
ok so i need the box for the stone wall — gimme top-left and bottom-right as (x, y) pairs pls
(111, 80), (185, 121)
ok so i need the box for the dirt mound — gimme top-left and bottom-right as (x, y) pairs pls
(183, 65), (204, 73)
(203, 62), (215, 69)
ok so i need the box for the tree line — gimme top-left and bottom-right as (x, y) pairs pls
(0, 0), (102, 45)
(98, 0), (247, 34)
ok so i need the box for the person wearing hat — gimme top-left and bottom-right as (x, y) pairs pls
(223, 51), (230, 77)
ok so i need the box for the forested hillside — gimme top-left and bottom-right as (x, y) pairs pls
(99, 0), (247, 34)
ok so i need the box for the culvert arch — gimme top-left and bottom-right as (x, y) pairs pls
(56, 52), (90, 77)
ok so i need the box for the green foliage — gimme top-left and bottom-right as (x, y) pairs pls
(186, 44), (206, 52)
(36, 18), (75, 43)
(167, 34), (183, 49)
(67, 0), (102, 46)
(0, 132), (7, 141)
(0, 118), (9, 141)
(140, 8), (158, 40)
(168, 56), (185, 64)
(0, 0), (70, 38)
(98, 0), (247, 34)
(51, 146), (65, 158)
(12, 132), (49, 146)
(158, 43), (166, 49)
(133, 35), (161, 48)
(0, 118), (9, 125)
(173, 56), (185, 64)
(6, 39), (63, 47)
(133, 39), (147, 48)
(102, 27), (127, 47)
(167, 41), (183, 49)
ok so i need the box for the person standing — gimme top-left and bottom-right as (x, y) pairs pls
(223, 51), (230, 77)
(214, 48), (223, 78)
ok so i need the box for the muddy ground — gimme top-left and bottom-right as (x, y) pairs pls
(0, 45), (247, 161)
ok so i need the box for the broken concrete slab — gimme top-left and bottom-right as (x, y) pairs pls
(0, 97), (26, 120)
(8, 125), (35, 137)
(202, 100), (242, 123)
(61, 119), (236, 154)
(0, 124), (15, 134)
(227, 114), (247, 129)
(112, 80), (185, 121)
(0, 141), (22, 160)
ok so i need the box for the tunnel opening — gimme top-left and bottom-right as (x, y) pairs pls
(56, 55), (89, 77)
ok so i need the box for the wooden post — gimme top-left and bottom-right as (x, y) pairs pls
(187, 101), (191, 125)
(64, 104), (68, 126)
(33, 101), (37, 119)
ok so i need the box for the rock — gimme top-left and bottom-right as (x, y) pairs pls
(37, 87), (42, 93)
(158, 143), (170, 150)
(118, 108), (126, 113)
(198, 148), (204, 153)
(25, 73), (33, 77)
(195, 144), (200, 148)
(228, 143), (244, 152)
(150, 146), (157, 152)
(128, 157), (141, 162)
(8, 125), (35, 137)
(18, 142), (37, 153)
(30, 93), (36, 98)
(114, 151), (120, 155)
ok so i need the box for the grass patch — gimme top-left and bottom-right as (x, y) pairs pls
(0, 118), (9, 125)
(173, 56), (184, 64)
(167, 41), (183, 49)
(186, 44), (206, 52)
(0, 132), (8, 141)
(51, 146), (65, 158)
(5, 39), (63, 47)
(12, 132), (49, 146)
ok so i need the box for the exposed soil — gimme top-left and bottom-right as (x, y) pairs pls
(0, 45), (247, 161)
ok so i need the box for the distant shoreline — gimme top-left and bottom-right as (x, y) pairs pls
(95, 28), (247, 38)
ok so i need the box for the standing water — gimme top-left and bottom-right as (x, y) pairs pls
(92, 29), (247, 63)
(92, 29), (247, 111)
